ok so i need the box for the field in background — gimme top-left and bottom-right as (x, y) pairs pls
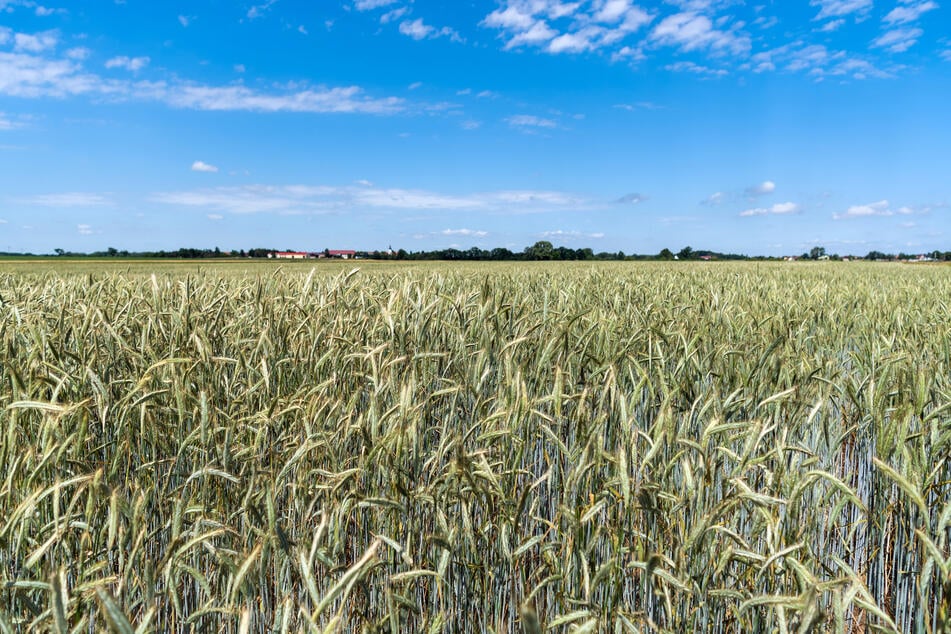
(0, 261), (949, 632)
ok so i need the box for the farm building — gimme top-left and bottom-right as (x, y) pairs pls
(327, 250), (357, 259)
(272, 251), (310, 260)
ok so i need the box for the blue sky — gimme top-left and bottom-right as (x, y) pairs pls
(0, 0), (949, 255)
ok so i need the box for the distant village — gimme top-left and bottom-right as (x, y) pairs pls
(269, 249), (362, 260)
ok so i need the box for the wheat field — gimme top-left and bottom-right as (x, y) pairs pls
(0, 261), (948, 632)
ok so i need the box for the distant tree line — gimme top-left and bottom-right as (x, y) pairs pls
(372, 243), (762, 261)
(2, 243), (947, 261)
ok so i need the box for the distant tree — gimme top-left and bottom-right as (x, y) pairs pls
(396, 248), (408, 260)
(526, 241), (554, 260)
(658, 248), (674, 260)
(678, 246), (695, 260)
(54, 248), (65, 256)
(809, 246), (826, 260)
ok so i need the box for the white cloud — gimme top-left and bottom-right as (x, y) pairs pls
(399, 19), (433, 39)
(703, 191), (727, 205)
(13, 30), (58, 53)
(739, 201), (800, 216)
(151, 184), (593, 215)
(178, 15), (191, 27)
(549, 27), (603, 53)
(77, 223), (93, 235)
(611, 45), (646, 62)
(834, 199), (893, 219)
(505, 114), (558, 128)
(745, 180), (776, 197)
(810, 0), (872, 20)
(461, 119), (482, 130)
(650, 12), (750, 55)
(505, 21), (558, 48)
(65, 47), (90, 60)
(442, 228), (489, 237)
(191, 160), (219, 173)
(207, 214), (223, 220)
(872, 27), (923, 52)
(105, 56), (150, 72)
(15, 192), (111, 206)
(0, 27), (10, 45)
(234, 64), (246, 73)
(883, 1), (938, 24)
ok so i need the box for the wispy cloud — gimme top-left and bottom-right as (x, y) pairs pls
(614, 101), (662, 110)
(833, 199), (918, 219)
(540, 229), (606, 240)
(665, 60), (727, 76)
(750, 42), (892, 80)
(104, 55), (149, 72)
(0, 111), (24, 130)
(482, 0), (653, 56)
(883, 1), (938, 25)
(745, 180), (776, 198)
(353, 0), (399, 10)
(13, 29), (58, 53)
(247, 0), (280, 19)
(13, 192), (112, 207)
(505, 114), (558, 128)
(0, 47), (406, 114)
(151, 184), (594, 215)
(441, 228), (489, 237)
(739, 201), (800, 216)
(615, 192), (647, 204)
(380, 7), (409, 23)
(398, 18), (463, 42)
(810, 0), (872, 20)
(650, 12), (750, 55)
(872, 27), (923, 53)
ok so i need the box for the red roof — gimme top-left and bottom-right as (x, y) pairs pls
(327, 250), (356, 255)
